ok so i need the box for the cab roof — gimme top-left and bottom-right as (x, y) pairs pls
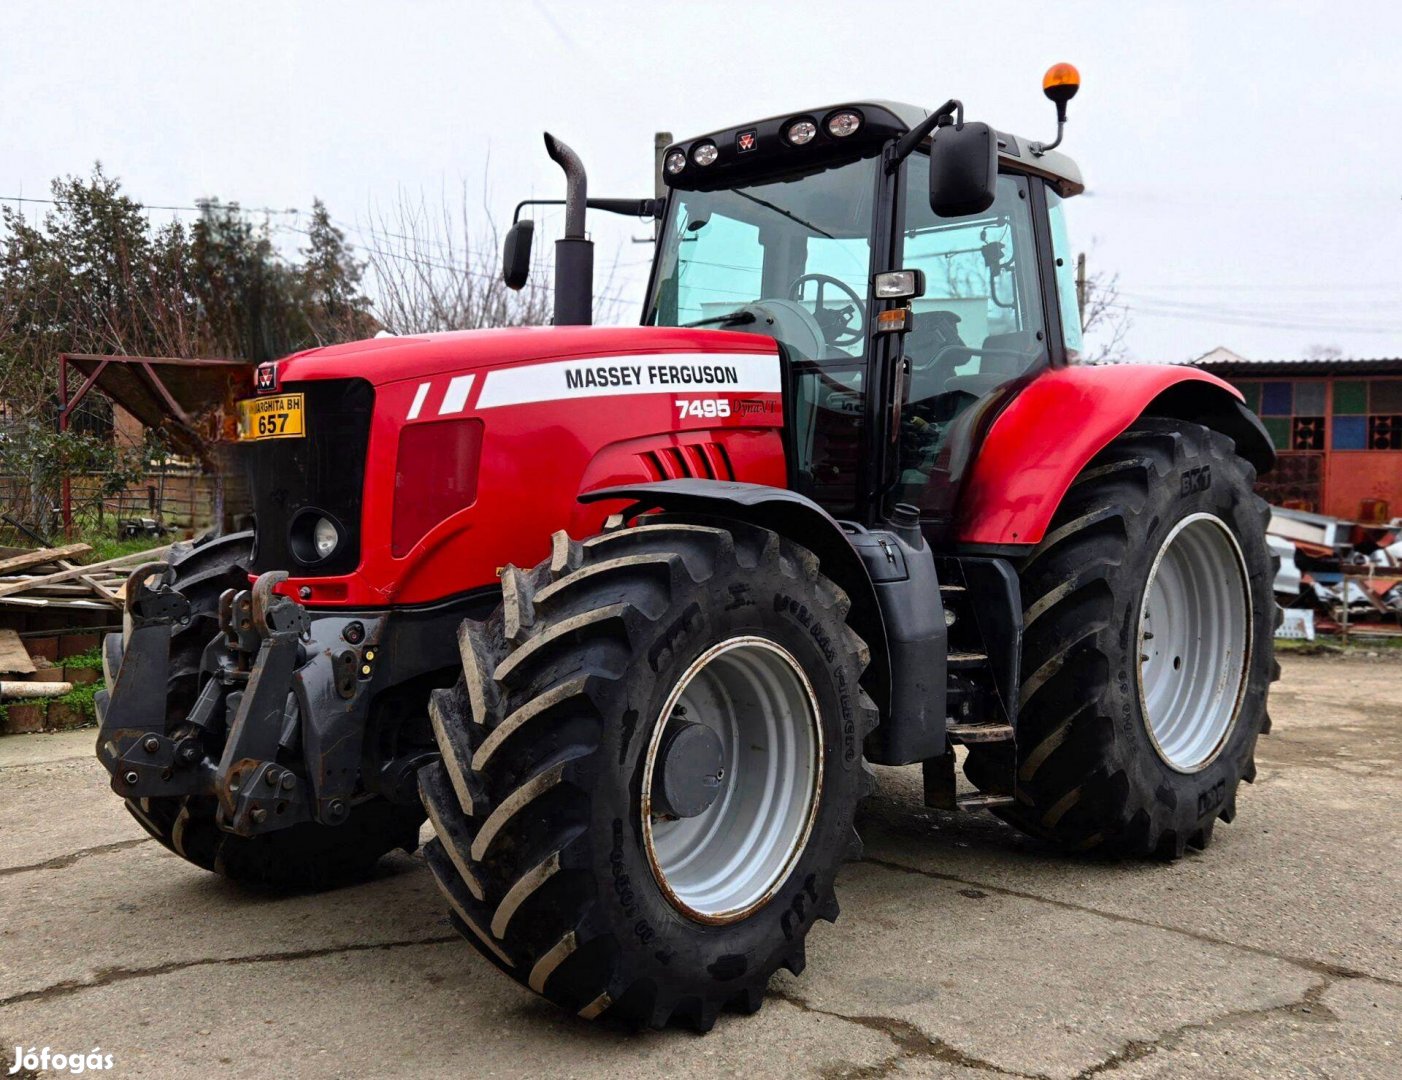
(664, 99), (1084, 198)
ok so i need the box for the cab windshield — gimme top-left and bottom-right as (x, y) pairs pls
(646, 157), (879, 361)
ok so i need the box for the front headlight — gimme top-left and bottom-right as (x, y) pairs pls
(313, 516), (339, 559)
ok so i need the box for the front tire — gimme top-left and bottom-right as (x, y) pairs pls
(965, 418), (1278, 857)
(420, 519), (876, 1030)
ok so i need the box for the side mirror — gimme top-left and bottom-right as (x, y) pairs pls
(928, 121), (997, 218)
(502, 219), (534, 290)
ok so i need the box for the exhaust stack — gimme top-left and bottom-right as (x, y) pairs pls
(544, 133), (594, 326)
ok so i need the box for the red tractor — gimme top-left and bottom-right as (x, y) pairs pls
(97, 67), (1277, 1030)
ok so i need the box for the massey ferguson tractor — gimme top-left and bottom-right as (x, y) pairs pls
(96, 66), (1278, 1030)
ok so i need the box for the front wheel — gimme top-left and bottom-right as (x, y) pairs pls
(965, 418), (1278, 858)
(419, 519), (876, 1030)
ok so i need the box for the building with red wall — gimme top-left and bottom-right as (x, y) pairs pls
(1189, 349), (1402, 522)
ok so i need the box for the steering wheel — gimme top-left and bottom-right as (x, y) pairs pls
(787, 273), (865, 347)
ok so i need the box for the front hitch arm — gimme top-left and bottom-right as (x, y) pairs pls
(213, 571), (318, 833)
(96, 561), (196, 794)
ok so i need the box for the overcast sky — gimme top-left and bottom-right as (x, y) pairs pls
(4, 1), (1399, 361)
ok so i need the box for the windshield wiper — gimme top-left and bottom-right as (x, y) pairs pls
(732, 190), (834, 239)
(684, 310), (758, 328)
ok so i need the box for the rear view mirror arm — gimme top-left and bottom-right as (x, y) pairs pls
(887, 99), (962, 171)
(511, 197), (664, 224)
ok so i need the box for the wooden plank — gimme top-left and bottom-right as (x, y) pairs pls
(0, 544), (93, 577)
(0, 595), (118, 610)
(1, 584), (101, 596)
(0, 628), (35, 674)
(0, 572), (129, 580)
(0, 569), (124, 604)
(57, 558), (123, 603)
(0, 545), (171, 599)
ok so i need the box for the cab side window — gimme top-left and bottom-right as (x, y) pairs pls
(1046, 189), (1084, 360)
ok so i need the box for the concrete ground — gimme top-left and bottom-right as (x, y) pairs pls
(1, 652), (1398, 1079)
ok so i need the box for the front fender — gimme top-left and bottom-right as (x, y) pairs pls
(957, 365), (1272, 547)
(580, 480), (893, 719)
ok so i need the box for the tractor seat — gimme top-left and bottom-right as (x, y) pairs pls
(940, 330), (1043, 396)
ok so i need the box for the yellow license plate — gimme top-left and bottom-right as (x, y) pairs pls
(238, 394), (305, 441)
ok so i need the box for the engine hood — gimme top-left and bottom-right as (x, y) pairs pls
(273, 325), (776, 388)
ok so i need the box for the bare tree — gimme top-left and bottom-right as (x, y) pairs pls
(359, 183), (552, 334)
(359, 177), (630, 334)
(1078, 253), (1132, 364)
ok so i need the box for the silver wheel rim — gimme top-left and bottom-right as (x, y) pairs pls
(1137, 512), (1252, 772)
(642, 636), (823, 924)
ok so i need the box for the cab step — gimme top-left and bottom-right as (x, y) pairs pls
(956, 792), (1016, 811)
(946, 722), (1015, 744)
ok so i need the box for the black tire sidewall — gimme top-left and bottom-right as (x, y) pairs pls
(1100, 435), (1274, 834)
(576, 553), (864, 992)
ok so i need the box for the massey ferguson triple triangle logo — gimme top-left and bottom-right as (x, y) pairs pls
(255, 362), (278, 393)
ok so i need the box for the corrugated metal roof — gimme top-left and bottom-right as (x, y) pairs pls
(1171, 349), (1402, 377)
(1196, 358), (1402, 377)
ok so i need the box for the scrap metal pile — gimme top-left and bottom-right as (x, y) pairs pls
(1269, 507), (1402, 640)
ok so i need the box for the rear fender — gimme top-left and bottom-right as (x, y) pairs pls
(957, 365), (1274, 547)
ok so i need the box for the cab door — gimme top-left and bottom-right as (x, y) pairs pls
(886, 165), (1065, 539)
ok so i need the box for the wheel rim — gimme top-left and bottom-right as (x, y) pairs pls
(1137, 513), (1252, 772)
(642, 636), (823, 924)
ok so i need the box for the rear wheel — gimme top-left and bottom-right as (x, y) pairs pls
(964, 418), (1278, 857)
(420, 519), (876, 1029)
(117, 533), (423, 889)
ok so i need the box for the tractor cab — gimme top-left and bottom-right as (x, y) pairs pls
(644, 97), (1086, 529)
(504, 71), (1089, 535)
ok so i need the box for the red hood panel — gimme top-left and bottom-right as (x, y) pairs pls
(276, 326), (776, 385)
(266, 325), (788, 607)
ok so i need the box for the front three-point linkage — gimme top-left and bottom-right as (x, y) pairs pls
(96, 563), (323, 837)
(212, 571), (318, 835)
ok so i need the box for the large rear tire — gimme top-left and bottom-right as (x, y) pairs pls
(964, 418), (1278, 858)
(420, 519), (877, 1030)
(117, 533), (423, 890)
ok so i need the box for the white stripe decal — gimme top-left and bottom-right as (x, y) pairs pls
(407, 382), (431, 420)
(438, 374), (476, 415)
(476, 352), (780, 410)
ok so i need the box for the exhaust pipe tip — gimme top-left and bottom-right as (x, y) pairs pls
(543, 132), (587, 239)
(542, 132), (593, 325)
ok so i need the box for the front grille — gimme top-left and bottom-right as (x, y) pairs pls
(241, 379), (374, 575)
